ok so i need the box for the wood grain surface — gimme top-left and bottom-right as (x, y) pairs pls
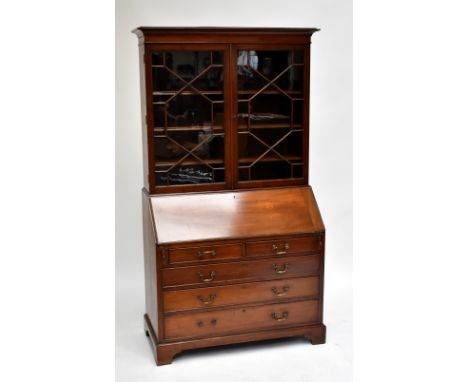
(151, 186), (324, 244)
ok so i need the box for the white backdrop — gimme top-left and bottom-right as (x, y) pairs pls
(116, 1), (352, 381)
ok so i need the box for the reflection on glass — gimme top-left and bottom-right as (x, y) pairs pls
(237, 49), (305, 181)
(152, 50), (225, 186)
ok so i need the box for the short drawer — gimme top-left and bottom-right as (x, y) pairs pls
(164, 299), (320, 340)
(167, 243), (243, 265)
(246, 235), (323, 258)
(162, 254), (321, 288)
(163, 276), (320, 313)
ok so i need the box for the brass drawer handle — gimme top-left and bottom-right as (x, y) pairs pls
(197, 293), (217, 305)
(272, 263), (289, 274)
(197, 250), (217, 259)
(271, 311), (289, 322)
(272, 243), (289, 255)
(271, 285), (290, 297)
(197, 271), (216, 282)
(197, 319), (217, 327)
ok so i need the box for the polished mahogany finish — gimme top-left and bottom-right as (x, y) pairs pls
(133, 27), (319, 194)
(167, 242), (243, 266)
(151, 186), (324, 244)
(143, 186), (326, 365)
(136, 27), (325, 366)
(246, 235), (323, 258)
(164, 299), (320, 340)
(162, 254), (321, 288)
(134, 27), (319, 45)
(163, 276), (320, 313)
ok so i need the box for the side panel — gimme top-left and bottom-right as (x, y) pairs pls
(142, 190), (158, 337)
(137, 40), (151, 191)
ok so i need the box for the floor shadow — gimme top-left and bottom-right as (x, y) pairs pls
(173, 335), (310, 363)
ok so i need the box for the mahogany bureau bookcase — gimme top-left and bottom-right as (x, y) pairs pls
(133, 27), (325, 366)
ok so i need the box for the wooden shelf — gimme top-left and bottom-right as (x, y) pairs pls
(154, 90), (223, 96)
(153, 90), (302, 96)
(154, 155), (302, 168)
(155, 158), (224, 167)
(153, 124), (302, 132)
(154, 126), (224, 133)
(238, 155), (302, 164)
(238, 124), (302, 130)
(152, 63), (224, 69)
(239, 89), (303, 96)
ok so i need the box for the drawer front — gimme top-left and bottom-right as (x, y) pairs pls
(165, 299), (320, 340)
(163, 276), (320, 313)
(162, 254), (321, 288)
(246, 235), (323, 258)
(167, 243), (243, 266)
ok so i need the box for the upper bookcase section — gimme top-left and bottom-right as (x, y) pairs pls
(133, 27), (320, 194)
(133, 27), (320, 45)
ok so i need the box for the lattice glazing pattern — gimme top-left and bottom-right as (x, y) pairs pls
(152, 51), (225, 186)
(237, 50), (305, 181)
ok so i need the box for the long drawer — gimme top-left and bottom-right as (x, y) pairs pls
(164, 299), (320, 340)
(163, 276), (320, 313)
(161, 254), (321, 288)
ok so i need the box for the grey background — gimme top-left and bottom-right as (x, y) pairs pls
(116, 0), (352, 380)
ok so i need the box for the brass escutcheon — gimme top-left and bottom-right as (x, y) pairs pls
(272, 243), (289, 255)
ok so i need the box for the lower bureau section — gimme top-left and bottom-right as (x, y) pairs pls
(163, 276), (320, 313)
(164, 299), (319, 340)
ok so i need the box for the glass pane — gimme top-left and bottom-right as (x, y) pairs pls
(166, 94), (213, 128)
(293, 50), (304, 64)
(286, 66), (304, 91)
(251, 160), (291, 180)
(275, 130), (303, 159)
(238, 69), (268, 95)
(156, 163), (215, 186)
(292, 164), (303, 178)
(193, 67), (223, 92)
(293, 100), (303, 125)
(250, 90), (291, 127)
(152, 49), (225, 186)
(237, 49), (305, 182)
(152, 52), (164, 65)
(239, 167), (249, 181)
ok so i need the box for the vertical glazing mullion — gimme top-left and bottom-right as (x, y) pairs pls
(290, 98), (294, 130)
